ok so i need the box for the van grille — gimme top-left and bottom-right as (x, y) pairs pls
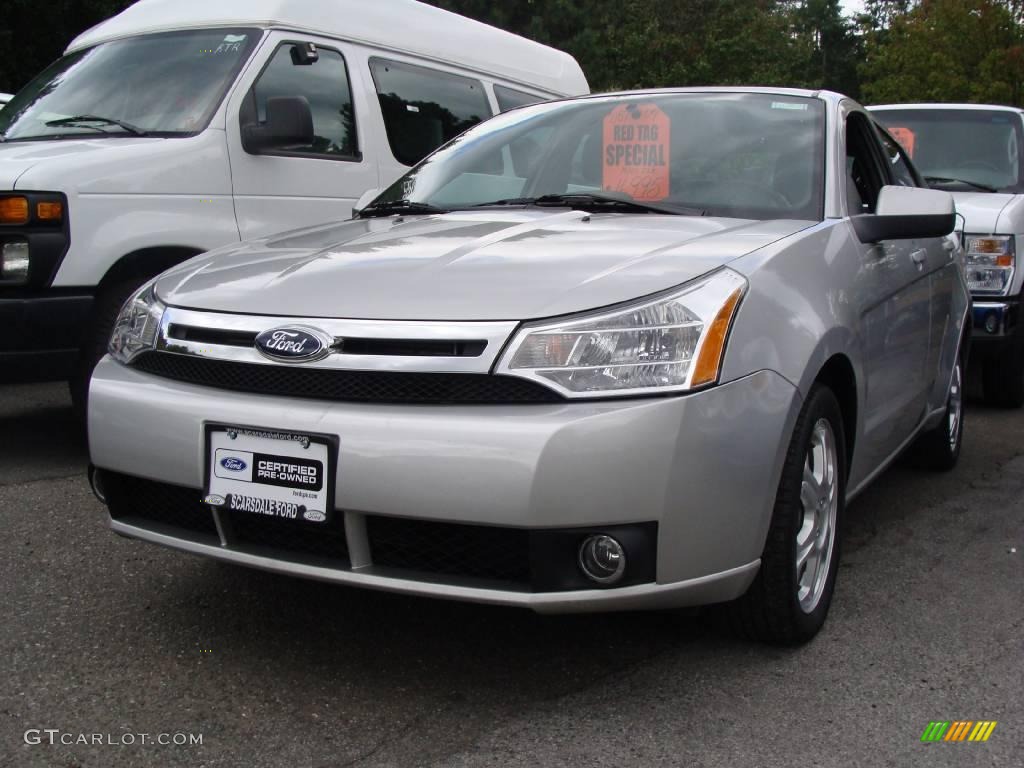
(130, 351), (562, 404)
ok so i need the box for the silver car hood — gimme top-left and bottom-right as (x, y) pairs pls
(156, 210), (813, 321)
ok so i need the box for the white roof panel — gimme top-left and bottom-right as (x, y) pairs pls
(66, 0), (588, 96)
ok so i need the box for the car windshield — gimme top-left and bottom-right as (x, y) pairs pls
(873, 109), (1024, 193)
(0, 29), (259, 141)
(367, 92), (826, 221)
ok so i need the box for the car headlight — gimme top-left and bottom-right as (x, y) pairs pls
(496, 268), (747, 397)
(108, 280), (165, 365)
(965, 234), (1014, 294)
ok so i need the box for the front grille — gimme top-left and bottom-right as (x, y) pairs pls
(227, 509), (349, 564)
(366, 514), (531, 584)
(104, 472), (217, 537)
(131, 351), (562, 404)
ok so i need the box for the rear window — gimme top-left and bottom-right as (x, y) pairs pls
(494, 85), (544, 113)
(369, 58), (492, 166)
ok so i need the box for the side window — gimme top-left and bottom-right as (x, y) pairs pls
(248, 44), (358, 158)
(494, 85), (544, 113)
(875, 125), (918, 187)
(369, 58), (492, 166)
(845, 113), (887, 214)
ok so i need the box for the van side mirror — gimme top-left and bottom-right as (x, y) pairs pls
(852, 185), (956, 243)
(242, 96), (314, 153)
(352, 188), (380, 217)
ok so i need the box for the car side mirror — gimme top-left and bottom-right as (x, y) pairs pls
(241, 96), (314, 153)
(352, 188), (380, 217)
(851, 185), (956, 243)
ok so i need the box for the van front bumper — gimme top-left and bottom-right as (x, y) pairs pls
(0, 293), (92, 381)
(88, 357), (801, 613)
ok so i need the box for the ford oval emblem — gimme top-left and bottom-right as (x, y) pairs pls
(303, 509), (326, 523)
(220, 457), (247, 472)
(255, 326), (332, 363)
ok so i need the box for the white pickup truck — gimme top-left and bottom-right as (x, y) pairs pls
(872, 103), (1024, 406)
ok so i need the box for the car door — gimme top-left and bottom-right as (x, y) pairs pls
(225, 33), (380, 240)
(875, 124), (959, 409)
(846, 110), (931, 470)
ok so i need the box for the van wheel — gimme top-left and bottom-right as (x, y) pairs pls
(728, 385), (845, 645)
(70, 279), (142, 422)
(982, 344), (1024, 408)
(914, 349), (964, 471)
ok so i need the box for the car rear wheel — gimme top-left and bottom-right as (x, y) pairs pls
(729, 384), (845, 645)
(982, 343), (1024, 408)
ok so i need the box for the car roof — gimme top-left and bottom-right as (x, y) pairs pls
(532, 86), (852, 109)
(65, 0), (589, 97)
(870, 103), (1024, 115)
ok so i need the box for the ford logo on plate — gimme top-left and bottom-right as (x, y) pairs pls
(220, 457), (247, 472)
(255, 326), (332, 363)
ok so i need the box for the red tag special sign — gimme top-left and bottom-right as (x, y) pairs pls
(888, 126), (916, 158)
(603, 103), (671, 201)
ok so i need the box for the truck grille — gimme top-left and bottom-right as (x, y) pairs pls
(130, 352), (563, 404)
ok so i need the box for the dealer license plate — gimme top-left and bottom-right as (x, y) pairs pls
(204, 426), (333, 524)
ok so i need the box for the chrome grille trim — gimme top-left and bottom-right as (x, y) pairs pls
(156, 306), (519, 373)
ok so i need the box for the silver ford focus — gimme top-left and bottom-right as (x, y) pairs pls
(88, 88), (968, 644)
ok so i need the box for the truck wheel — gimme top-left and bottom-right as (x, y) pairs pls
(914, 351), (964, 471)
(982, 348), (1024, 408)
(70, 279), (142, 422)
(728, 384), (845, 645)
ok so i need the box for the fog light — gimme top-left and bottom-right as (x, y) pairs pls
(1, 239), (29, 282)
(985, 312), (999, 334)
(578, 535), (626, 585)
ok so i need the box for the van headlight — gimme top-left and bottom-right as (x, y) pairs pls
(108, 281), (165, 364)
(496, 269), (747, 397)
(965, 235), (1015, 294)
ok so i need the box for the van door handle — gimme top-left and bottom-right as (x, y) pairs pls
(910, 249), (927, 270)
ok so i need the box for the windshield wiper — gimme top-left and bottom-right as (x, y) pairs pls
(358, 200), (450, 218)
(924, 176), (998, 193)
(468, 193), (704, 216)
(44, 114), (148, 136)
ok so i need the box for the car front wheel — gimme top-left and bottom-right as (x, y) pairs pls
(729, 384), (845, 645)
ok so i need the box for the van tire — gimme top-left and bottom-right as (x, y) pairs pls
(982, 347), (1024, 408)
(728, 385), (845, 645)
(70, 279), (142, 422)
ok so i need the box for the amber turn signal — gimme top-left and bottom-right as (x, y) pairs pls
(0, 196), (29, 225)
(36, 201), (63, 222)
(691, 286), (745, 387)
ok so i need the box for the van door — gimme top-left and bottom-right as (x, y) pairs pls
(225, 33), (378, 240)
(847, 111), (931, 469)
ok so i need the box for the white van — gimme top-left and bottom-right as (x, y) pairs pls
(0, 0), (588, 406)
(871, 104), (1024, 406)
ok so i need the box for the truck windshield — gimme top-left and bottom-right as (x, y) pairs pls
(874, 109), (1024, 193)
(0, 29), (259, 141)
(366, 92), (826, 222)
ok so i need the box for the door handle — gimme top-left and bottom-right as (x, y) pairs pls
(910, 249), (927, 270)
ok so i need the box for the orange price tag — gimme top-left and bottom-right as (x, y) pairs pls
(888, 126), (916, 158)
(602, 103), (671, 201)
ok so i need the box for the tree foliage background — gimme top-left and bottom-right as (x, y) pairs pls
(3, 0), (1024, 105)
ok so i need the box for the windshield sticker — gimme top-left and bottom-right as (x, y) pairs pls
(771, 101), (809, 111)
(203, 34), (247, 55)
(888, 126), (916, 158)
(603, 103), (671, 201)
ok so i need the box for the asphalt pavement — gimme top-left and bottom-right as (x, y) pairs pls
(1, 380), (1021, 768)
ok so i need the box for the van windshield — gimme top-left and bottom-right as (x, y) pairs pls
(873, 108), (1024, 193)
(366, 92), (826, 221)
(0, 29), (259, 141)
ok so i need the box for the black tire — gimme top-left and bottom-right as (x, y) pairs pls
(69, 279), (142, 422)
(982, 344), (1024, 408)
(729, 384), (846, 645)
(914, 347), (965, 472)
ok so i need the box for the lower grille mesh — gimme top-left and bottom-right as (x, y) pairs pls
(131, 352), (562, 404)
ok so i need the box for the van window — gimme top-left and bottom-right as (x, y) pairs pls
(369, 58), (492, 166)
(494, 85), (544, 113)
(249, 44), (357, 158)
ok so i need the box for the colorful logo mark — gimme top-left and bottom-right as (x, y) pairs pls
(921, 721), (997, 742)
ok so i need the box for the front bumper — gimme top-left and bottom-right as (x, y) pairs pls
(88, 357), (801, 612)
(0, 292), (93, 381)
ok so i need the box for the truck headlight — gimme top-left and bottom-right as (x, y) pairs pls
(108, 281), (165, 364)
(496, 269), (747, 397)
(965, 235), (1014, 294)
